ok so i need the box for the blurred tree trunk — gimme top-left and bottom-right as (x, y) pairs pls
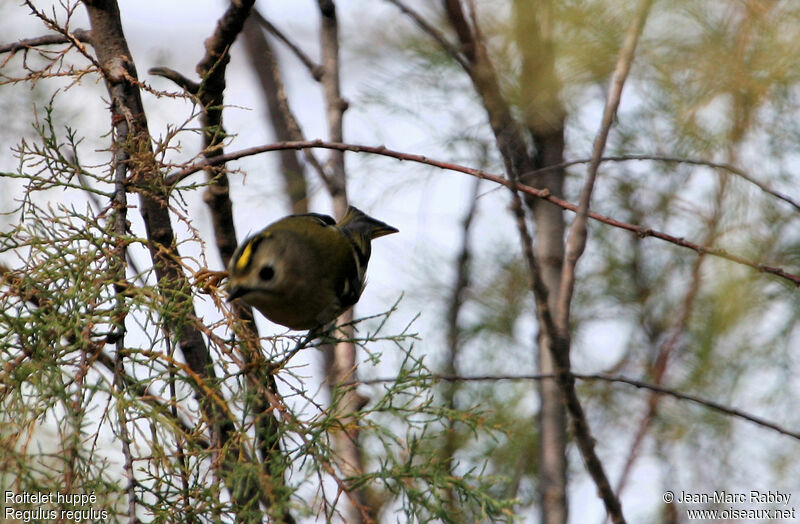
(514, 2), (569, 522)
(242, 10), (308, 214)
(318, 2), (371, 522)
(442, 0), (569, 520)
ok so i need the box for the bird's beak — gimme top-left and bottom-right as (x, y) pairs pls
(227, 286), (248, 302)
(371, 224), (399, 239)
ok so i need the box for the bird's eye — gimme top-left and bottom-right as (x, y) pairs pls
(259, 266), (275, 281)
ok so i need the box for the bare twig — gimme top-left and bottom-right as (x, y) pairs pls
(251, 9), (324, 80)
(243, 10), (310, 213)
(148, 66), (200, 94)
(558, 374), (800, 442)
(444, 180), (480, 370)
(385, 0), (469, 70)
(520, 155), (800, 214)
(441, 178), (481, 514)
(0, 29), (91, 55)
(614, 253), (704, 495)
(108, 65), (137, 520)
(317, 0), (349, 205)
(616, 9), (767, 488)
(351, 373), (800, 441)
(162, 333), (198, 524)
(23, 3), (101, 72)
(556, 0), (653, 332)
(315, 2), (371, 522)
(251, 9), (333, 193)
(166, 140), (800, 285)
(80, 1), (267, 520)
(442, 0), (531, 178)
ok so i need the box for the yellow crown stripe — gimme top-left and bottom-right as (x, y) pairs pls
(236, 241), (254, 271)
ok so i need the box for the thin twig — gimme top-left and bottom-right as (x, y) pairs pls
(519, 154), (800, 213)
(94, 351), (210, 448)
(76, 171), (148, 288)
(315, 2), (371, 522)
(317, 0), (349, 205)
(109, 73), (138, 521)
(243, 10), (324, 209)
(81, 2), (269, 520)
(164, 334), (197, 523)
(351, 373), (800, 441)
(441, 178), (481, 514)
(251, 9), (324, 80)
(22, 3), (101, 71)
(0, 29), (91, 55)
(148, 66), (200, 94)
(614, 252), (704, 495)
(441, 0), (531, 177)
(384, 0), (469, 70)
(556, 0), (653, 332)
(165, 140), (800, 286)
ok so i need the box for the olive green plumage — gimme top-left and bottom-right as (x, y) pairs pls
(227, 206), (398, 330)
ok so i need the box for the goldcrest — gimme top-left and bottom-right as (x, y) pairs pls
(227, 206), (398, 330)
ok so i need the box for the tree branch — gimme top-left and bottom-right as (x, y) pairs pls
(0, 29), (92, 55)
(243, 9), (310, 213)
(442, 0), (532, 178)
(250, 9), (333, 193)
(317, 0), (349, 204)
(556, 0), (653, 333)
(79, 1), (267, 520)
(384, 0), (469, 70)
(315, 2), (371, 522)
(192, 0), (255, 268)
(441, 178), (481, 516)
(177, 2), (294, 520)
(521, 154), (800, 213)
(251, 9), (324, 80)
(166, 140), (800, 286)
(353, 373), (800, 441)
(149, 66), (200, 94)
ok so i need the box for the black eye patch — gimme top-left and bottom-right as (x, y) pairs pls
(259, 266), (275, 281)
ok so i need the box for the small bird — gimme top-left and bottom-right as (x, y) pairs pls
(227, 206), (398, 331)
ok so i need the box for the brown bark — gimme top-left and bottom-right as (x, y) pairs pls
(81, 1), (266, 521)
